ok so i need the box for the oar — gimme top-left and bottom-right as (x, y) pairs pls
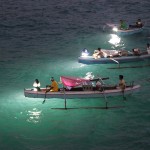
(42, 86), (48, 104)
(109, 58), (120, 68)
(42, 91), (47, 104)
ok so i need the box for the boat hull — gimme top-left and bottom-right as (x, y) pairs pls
(78, 54), (150, 64)
(115, 28), (143, 36)
(105, 23), (144, 36)
(24, 85), (140, 99)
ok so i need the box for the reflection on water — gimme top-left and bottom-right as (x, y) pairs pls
(27, 108), (42, 124)
(108, 34), (121, 47)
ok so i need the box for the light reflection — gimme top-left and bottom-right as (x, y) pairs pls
(108, 34), (121, 46)
(26, 108), (42, 124)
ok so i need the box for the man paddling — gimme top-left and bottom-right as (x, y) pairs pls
(46, 77), (59, 92)
(43, 77), (59, 104)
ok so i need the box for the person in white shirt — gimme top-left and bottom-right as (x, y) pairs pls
(33, 79), (41, 91)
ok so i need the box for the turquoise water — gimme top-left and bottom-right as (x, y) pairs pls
(0, 0), (150, 149)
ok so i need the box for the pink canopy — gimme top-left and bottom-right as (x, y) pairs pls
(60, 76), (90, 87)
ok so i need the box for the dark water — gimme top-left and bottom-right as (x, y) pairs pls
(0, 0), (150, 150)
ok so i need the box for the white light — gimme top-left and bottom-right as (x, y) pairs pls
(81, 52), (89, 57)
(113, 27), (118, 32)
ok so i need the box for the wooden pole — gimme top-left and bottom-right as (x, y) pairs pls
(63, 86), (67, 109)
(99, 77), (108, 109)
(106, 101), (108, 109)
(65, 98), (67, 109)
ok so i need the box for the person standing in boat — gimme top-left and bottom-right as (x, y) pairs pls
(33, 79), (41, 91)
(46, 77), (59, 92)
(119, 75), (126, 100)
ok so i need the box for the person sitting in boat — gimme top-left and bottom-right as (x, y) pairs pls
(132, 48), (140, 56)
(119, 20), (128, 30)
(136, 19), (143, 28)
(33, 79), (41, 91)
(147, 43), (150, 54)
(46, 77), (59, 92)
(129, 19), (143, 28)
(96, 80), (102, 90)
(109, 50), (122, 57)
(93, 48), (104, 59)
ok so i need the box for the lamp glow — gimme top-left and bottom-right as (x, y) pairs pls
(113, 27), (118, 32)
(81, 49), (89, 57)
(82, 52), (89, 57)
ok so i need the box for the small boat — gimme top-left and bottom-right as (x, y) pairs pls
(24, 76), (140, 99)
(78, 49), (150, 65)
(105, 23), (144, 36)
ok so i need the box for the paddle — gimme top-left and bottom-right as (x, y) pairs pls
(42, 92), (46, 104)
(42, 86), (49, 104)
(109, 58), (120, 68)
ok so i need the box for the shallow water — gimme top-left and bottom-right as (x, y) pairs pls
(0, 0), (150, 150)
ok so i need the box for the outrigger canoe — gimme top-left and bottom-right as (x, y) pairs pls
(105, 23), (144, 36)
(24, 85), (140, 99)
(78, 49), (150, 64)
(24, 76), (140, 99)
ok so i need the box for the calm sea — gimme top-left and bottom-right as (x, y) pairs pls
(0, 0), (150, 150)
